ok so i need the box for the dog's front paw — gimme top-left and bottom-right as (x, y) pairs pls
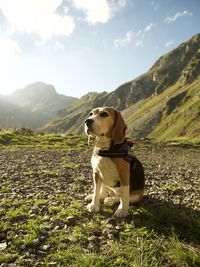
(114, 208), (128, 218)
(87, 202), (99, 213)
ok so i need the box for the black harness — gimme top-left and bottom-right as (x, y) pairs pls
(95, 139), (144, 189)
(97, 139), (134, 163)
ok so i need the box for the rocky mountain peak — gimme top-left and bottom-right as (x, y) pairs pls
(10, 82), (57, 101)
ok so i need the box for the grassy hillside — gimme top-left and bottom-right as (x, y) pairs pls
(40, 92), (108, 134)
(149, 79), (200, 143)
(0, 130), (87, 149)
(124, 77), (200, 144)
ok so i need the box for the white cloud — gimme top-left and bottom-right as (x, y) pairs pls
(114, 30), (134, 48)
(114, 22), (154, 48)
(0, 0), (75, 41)
(144, 22), (154, 32)
(72, 0), (127, 24)
(0, 0), (127, 46)
(165, 40), (174, 48)
(73, 0), (111, 24)
(164, 10), (192, 24)
(0, 36), (21, 64)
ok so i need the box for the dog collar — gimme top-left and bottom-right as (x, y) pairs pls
(96, 139), (134, 162)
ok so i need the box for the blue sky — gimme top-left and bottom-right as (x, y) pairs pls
(0, 0), (199, 97)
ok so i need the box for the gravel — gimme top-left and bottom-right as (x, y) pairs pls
(0, 142), (199, 266)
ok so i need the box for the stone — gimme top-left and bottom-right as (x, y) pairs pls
(0, 241), (7, 251)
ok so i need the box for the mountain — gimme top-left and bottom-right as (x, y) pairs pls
(0, 98), (21, 128)
(39, 91), (108, 134)
(41, 33), (200, 142)
(8, 82), (77, 116)
(0, 82), (77, 129)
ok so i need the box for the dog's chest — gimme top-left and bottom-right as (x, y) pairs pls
(91, 154), (119, 186)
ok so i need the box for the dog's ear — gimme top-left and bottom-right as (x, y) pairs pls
(112, 110), (127, 144)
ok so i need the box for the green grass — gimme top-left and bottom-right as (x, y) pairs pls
(42, 207), (200, 267)
(1, 196), (200, 267)
(123, 77), (200, 145)
(0, 130), (88, 149)
(6, 208), (29, 222)
(149, 78), (200, 143)
(167, 232), (200, 267)
(61, 163), (80, 169)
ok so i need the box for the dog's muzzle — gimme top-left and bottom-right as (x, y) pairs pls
(85, 118), (94, 127)
(85, 118), (94, 135)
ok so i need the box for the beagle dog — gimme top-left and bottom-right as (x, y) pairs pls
(85, 107), (144, 218)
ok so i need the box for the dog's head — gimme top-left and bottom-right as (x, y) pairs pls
(85, 107), (127, 144)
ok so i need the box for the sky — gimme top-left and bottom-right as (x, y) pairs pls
(0, 0), (199, 98)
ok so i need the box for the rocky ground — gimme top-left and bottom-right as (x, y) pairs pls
(0, 142), (200, 266)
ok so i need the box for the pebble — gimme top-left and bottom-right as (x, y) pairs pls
(67, 235), (77, 243)
(40, 244), (50, 251)
(0, 241), (7, 251)
(65, 216), (76, 226)
(32, 239), (40, 246)
(48, 262), (58, 266)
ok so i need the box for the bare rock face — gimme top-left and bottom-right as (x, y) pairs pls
(179, 49), (200, 85)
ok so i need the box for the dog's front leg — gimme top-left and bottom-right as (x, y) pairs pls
(87, 172), (101, 213)
(115, 185), (130, 218)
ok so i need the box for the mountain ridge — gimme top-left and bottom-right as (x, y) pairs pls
(0, 82), (77, 129)
(41, 33), (200, 142)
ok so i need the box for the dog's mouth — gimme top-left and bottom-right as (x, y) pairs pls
(86, 128), (92, 135)
(85, 126), (105, 138)
(85, 125), (94, 136)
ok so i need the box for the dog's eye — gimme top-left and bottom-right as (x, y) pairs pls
(89, 112), (93, 116)
(99, 112), (109, 118)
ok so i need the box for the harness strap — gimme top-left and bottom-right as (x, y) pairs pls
(96, 139), (136, 188)
(98, 150), (127, 158)
(97, 139), (134, 163)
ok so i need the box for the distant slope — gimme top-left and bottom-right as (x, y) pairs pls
(42, 33), (200, 142)
(40, 92), (108, 134)
(0, 98), (38, 129)
(0, 82), (77, 129)
(123, 77), (200, 142)
(7, 82), (77, 117)
(149, 79), (200, 142)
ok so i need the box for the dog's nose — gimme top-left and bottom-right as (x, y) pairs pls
(85, 118), (94, 126)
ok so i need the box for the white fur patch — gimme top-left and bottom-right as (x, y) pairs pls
(91, 154), (120, 187)
(115, 185), (129, 218)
